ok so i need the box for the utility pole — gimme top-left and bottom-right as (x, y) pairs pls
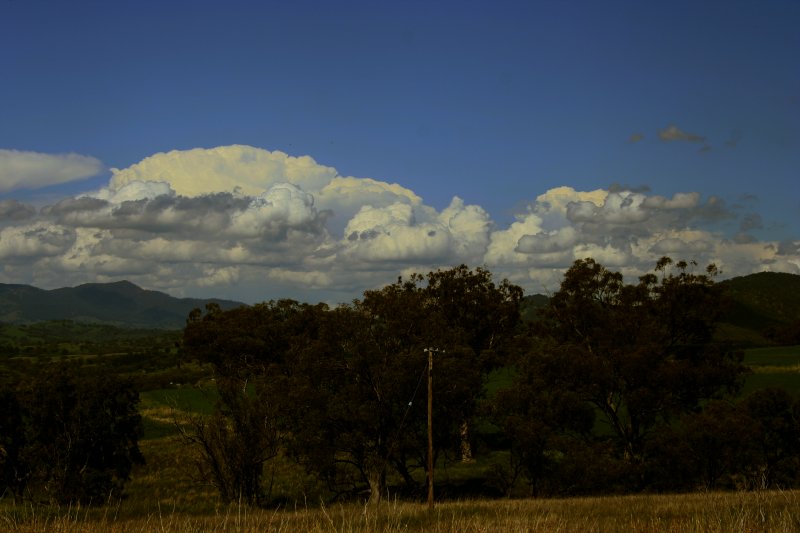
(425, 347), (442, 510)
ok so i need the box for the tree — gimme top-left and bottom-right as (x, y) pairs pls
(677, 400), (759, 490)
(182, 266), (523, 505)
(422, 265), (524, 461)
(0, 366), (143, 505)
(742, 387), (800, 488)
(531, 258), (747, 477)
(176, 390), (279, 505)
(182, 300), (318, 505)
(491, 369), (594, 496)
(275, 282), (484, 503)
(0, 385), (28, 503)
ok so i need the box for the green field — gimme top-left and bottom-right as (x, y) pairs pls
(741, 345), (800, 396)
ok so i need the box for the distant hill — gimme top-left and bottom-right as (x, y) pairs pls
(717, 272), (800, 346)
(0, 281), (245, 329)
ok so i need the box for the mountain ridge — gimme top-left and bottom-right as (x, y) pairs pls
(0, 280), (246, 329)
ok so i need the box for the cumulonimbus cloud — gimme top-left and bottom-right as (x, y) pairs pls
(0, 149), (105, 193)
(0, 145), (795, 303)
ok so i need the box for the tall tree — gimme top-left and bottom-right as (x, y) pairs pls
(422, 265), (524, 461)
(182, 300), (321, 505)
(532, 258), (747, 470)
(277, 279), (484, 502)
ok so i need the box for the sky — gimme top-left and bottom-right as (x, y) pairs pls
(0, 0), (798, 304)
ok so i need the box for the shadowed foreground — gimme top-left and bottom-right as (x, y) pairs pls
(2, 490), (798, 532)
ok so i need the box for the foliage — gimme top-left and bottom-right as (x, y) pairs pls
(180, 300), (315, 506)
(494, 257), (750, 494)
(741, 387), (800, 488)
(181, 266), (523, 505)
(0, 365), (144, 505)
(176, 390), (279, 506)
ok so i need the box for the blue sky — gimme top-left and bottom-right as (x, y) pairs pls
(0, 0), (798, 303)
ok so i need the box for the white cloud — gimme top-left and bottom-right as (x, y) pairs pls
(0, 223), (75, 261)
(342, 203), (450, 262)
(0, 145), (795, 303)
(196, 266), (241, 287)
(437, 197), (492, 262)
(0, 149), (104, 193)
(318, 176), (421, 212)
(91, 180), (175, 203)
(109, 145), (337, 196)
(228, 183), (321, 239)
(484, 212), (544, 266)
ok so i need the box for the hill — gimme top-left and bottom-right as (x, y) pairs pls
(0, 281), (245, 329)
(717, 272), (800, 345)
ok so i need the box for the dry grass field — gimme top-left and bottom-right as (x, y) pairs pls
(2, 489), (799, 532)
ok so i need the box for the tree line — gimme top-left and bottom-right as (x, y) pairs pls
(177, 258), (800, 505)
(0, 367), (143, 505)
(2, 257), (798, 506)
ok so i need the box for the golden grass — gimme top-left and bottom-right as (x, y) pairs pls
(2, 490), (799, 532)
(751, 364), (800, 374)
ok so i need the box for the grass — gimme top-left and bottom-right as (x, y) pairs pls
(743, 345), (800, 367)
(2, 490), (800, 531)
(741, 345), (800, 397)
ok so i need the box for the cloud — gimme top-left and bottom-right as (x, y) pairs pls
(92, 180), (175, 203)
(0, 145), (796, 302)
(109, 145), (337, 196)
(0, 223), (76, 261)
(517, 226), (578, 254)
(641, 192), (699, 210)
(658, 125), (706, 143)
(0, 149), (104, 193)
(0, 200), (36, 221)
(342, 203), (450, 262)
(740, 213), (763, 232)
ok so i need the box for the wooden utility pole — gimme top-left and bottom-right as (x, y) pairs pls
(426, 347), (434, 510)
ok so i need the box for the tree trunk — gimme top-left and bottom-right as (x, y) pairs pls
(367, 466), (386, 505)
(460, 420), (474, 462)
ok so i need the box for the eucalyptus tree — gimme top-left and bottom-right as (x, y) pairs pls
(182, 300), (325, 505)
(507, 257), (747, 486)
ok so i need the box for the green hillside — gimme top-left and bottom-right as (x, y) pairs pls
(718, 272), (800, 346)
(0, 281), (245, 329)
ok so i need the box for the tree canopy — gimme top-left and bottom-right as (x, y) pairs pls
(182, 265), (523, 503)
